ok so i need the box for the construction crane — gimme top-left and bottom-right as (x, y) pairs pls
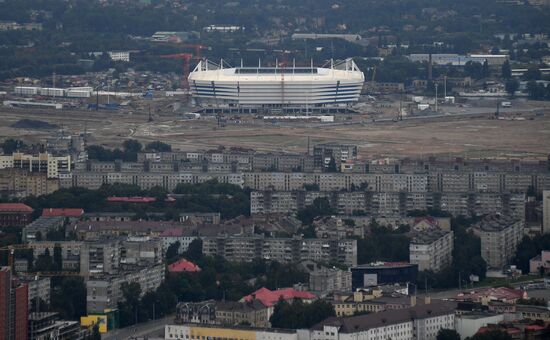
(159, 44), (211, 90)
(160, 53), (195, 90)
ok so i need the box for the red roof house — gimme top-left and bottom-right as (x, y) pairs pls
(167, 259), (201, 273)
(42, 208), (84, 218)
(0, 203), (33, 227)
(107, 196), (156, 203)
(240, 287), (316, 307)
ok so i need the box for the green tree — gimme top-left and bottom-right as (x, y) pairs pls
(523, 66), (541, 81)
(1, 139), (26, 154)
(146, 141), (172, 152)
(296, 197), (336, 225)
(118, 282), (142, 327)
(53, 244), (62, 271)
(185, 239), (203, 263)
(501, 60), (511, 79)
(270, 299), (335, 329)
(505, 79), (519, 98)
(326, 156), (338, 173)
(437, 329), (461, 340)
(92, 324), (101, 340)
(166, 241), (181, 262)
(50, 277), (87, 320)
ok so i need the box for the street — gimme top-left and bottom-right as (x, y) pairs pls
(102, 315), (173, 340)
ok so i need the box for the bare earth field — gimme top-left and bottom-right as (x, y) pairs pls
(1, 103), (549, 159)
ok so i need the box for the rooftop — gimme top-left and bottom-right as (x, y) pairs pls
(42, 208), (84, 218)
(410, 228), (451, 245)
(311, 301), (456, 333)
(167, 259), (201, 273)
(0, 203), (33, 213)
(474, 215), (521, 232)
(241, 287), (316, 307)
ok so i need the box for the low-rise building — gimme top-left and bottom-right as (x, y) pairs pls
(307, 300), (456, 340)
(351, 262), (418, 289)
(175, 300), (270, 328)
(165, 324), (296, 340)
(454, 313), (505, 339)
(28, 312), (85, 340)
(23, 217), (65, 242)
(473, 215), (523, 269)
(0, 203), (33, 228)
(409, 229), (454, 272)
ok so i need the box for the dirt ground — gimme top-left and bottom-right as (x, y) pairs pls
(1, 102), (549, 160)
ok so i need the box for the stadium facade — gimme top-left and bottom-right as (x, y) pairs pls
(188, 59), (364, 110)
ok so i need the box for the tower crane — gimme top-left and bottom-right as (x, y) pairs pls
(159, 44), (211, 91)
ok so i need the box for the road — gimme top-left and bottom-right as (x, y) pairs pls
(102, 315), (173, 340)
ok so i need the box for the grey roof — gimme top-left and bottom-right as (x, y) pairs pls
(410, 229), (450, 245)
(311, 301), (456, 333)
(474, 215), (521, 232)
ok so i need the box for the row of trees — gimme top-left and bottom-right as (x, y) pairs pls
(16, 179), (250, 220)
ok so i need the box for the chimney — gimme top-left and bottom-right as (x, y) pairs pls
(424, 296), (431, 305)
(410, 295), (417, 307)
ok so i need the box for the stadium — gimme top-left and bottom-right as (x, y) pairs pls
(188, 58), (364, 113)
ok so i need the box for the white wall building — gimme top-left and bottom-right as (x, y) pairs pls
(455, 313), (504, 339)
(305, 301), (456, 340)
(409, 229), (454, 272)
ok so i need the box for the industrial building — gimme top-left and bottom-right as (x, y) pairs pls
(188, 58), (364, 111)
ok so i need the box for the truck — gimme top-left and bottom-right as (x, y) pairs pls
(501, 101), (512, 108)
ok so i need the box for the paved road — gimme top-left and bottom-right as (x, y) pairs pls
(102, 315), (173, 340)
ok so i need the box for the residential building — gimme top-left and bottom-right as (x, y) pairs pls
(175, 300), (270, 328)
(307, 301), (456, 340)
(0, 169), (59, 198)
(0, 203), (33, 228)
(28, 312), (85, 340)
(473, 215), (523, 269)
(543, 190), (550, 234)
(0, 153), (71, 178)
(165, 324), (297, 340)
(160, 228), (197, 254)
(454, 313), (505, 339)
(240, 287), (316, 308)
(202, 235), (357, 266)
(41, 208), (84, 219)
(309, 267), (352, 295)
(529, 250), (550, 274)
(313, 143), (358, 168)
(167, 259), (201, 273)
(0, 267), (28, 340)
(21, 276), (51, 310)
(333, 292), (420, 317)
(455, 287), (526, 305)
(86, 264), (164, 313)
(409, 229), (454, 272)
(350, 262), (418, 289)
(22, 217), (65, 242)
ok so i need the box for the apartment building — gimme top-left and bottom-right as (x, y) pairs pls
(0, 267), (28, 340)
(313, 143), (358, 168)
(473, 215), (523, 269)
(0, 169), (59, 198)
(202, 235), (357, 266)
(86, 264), (164, 313)
(61, 170), (244, 190)
(309, 267), (352, 295)
(251, 190), (525, 218)
(0, 153), (71, 178)
(409, 229), (454, 272)
(306, 301), (456, 340)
